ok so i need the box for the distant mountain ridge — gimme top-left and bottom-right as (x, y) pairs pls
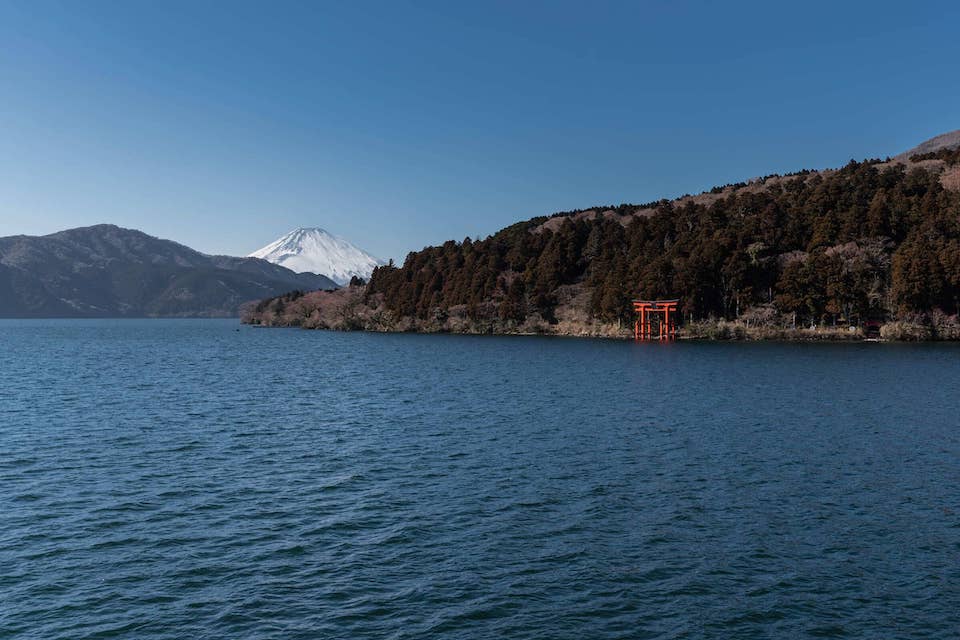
(0, 224), (337, 318)
(249, 227), (384, 285)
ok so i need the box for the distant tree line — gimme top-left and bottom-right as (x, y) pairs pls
(252, 289), (306, 315)
(365, 155), (960, 328)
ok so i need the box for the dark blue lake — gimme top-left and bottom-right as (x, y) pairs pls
(2, 319), (959, 639)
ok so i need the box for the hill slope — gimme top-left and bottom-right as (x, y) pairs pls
(895, 129), (960, 161)
(244, 133), (960, 339)
(0, 225), (337, 317)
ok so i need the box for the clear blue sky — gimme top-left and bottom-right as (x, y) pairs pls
(1, 1), (958, 263)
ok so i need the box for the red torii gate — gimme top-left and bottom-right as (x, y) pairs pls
(633, 299), (679, 340)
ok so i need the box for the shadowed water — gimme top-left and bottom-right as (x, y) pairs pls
(1, 319), (959, 639)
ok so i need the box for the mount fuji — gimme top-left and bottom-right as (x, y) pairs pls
(249, 227), (384, 286)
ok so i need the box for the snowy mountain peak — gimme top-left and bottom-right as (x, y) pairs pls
(249, 227), (384, 286)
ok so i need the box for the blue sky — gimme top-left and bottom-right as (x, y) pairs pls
(1, 1), (958, 262)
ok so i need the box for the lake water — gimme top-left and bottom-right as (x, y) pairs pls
(2, 319), (959, 639)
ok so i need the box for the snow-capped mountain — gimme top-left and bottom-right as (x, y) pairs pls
(249, 227), (384, 286)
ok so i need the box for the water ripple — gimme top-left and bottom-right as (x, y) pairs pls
(1, 320), (959, 638)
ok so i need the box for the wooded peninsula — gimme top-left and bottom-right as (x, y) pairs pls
(243, 139), (960, 341)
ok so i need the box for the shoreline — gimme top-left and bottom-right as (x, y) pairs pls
(241, 287), (960, 342)
(242, 320), (958, 343)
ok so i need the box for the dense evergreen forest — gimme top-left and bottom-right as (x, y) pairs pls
(362, 148), (960, 332)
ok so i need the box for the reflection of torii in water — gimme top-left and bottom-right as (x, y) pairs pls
(633, 300), (679, 340)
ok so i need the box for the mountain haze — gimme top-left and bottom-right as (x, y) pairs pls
(249, 228), (383, 286)
(0, 225), (337, 318)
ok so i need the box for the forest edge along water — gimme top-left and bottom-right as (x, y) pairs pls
(242, 147), (960, 343)
(241, 287), (936, 342)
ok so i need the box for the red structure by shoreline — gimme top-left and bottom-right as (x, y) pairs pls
(633, 299), (679, 340)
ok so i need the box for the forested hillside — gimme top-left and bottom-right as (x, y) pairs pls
(245, 137), (960, 339)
